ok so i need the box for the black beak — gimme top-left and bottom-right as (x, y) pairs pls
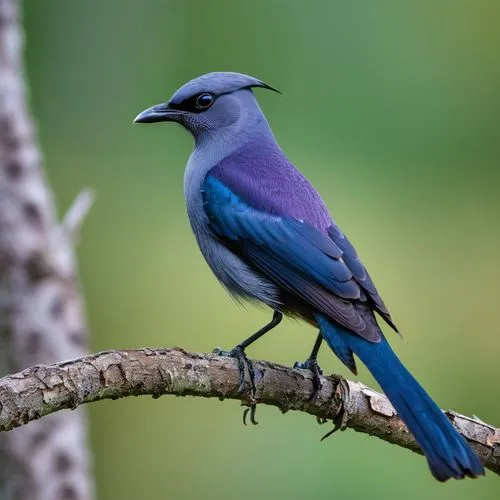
(133, 103), (183, 124)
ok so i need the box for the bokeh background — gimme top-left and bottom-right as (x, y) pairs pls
(23, 1), (499, 498)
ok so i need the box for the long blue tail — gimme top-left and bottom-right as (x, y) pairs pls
(316, 314), (484, 481)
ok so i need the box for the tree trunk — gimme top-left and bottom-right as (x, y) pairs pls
(0, 0), (93, 498)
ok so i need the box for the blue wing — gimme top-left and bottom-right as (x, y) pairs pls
(203, 174), (396, 342)
(327, 224), (396, 330)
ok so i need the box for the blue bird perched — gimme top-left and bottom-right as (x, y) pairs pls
(134, 72), (484, 481)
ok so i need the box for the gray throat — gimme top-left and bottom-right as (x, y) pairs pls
(184, 90), (277, 217)
(182, 92), (281, 307)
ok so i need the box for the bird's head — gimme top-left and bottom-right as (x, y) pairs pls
(134, 72), (279, 139)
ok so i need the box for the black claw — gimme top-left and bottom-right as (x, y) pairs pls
(320, 424), (340, 441)
(235, 350), (247, 392)
(243, 404), (259, 426)
(320, 410), (345, 441)
(214, 345), (255, 395)
(294, 357), (323, 402)
(214, 345), (258, 425)
(229, 345), (256, 396)
(309, 363), (323, 398)
(249, 405), (259, 425)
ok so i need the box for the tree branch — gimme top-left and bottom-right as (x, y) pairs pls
(0, 347), (498, 477)
(62, 189), (95, 243)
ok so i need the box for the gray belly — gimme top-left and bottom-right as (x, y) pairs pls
(183, 146), (280, 308)
(189, 208), (280, 308)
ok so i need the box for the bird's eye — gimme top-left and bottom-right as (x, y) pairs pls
(195, 93), (214, 109)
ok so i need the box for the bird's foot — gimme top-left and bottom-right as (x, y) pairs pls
(294, 357), (323, 402)
(214, 345), (256, 394)
(213, 345), (259, 425)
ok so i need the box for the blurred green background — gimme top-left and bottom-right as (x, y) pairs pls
(23, 1), (499, 498)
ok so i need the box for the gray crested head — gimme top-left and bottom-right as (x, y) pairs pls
(134, 72), (279, 142)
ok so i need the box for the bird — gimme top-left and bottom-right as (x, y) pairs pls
(134, 71), (484, 481)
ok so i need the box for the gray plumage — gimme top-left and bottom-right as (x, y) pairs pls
(179, 74), (282, 306)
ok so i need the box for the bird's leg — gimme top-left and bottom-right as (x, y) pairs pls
(214, 310), (283, 410)
(294, 333), (324, 402)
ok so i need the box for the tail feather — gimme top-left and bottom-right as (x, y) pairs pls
(316, 314), (484, 481)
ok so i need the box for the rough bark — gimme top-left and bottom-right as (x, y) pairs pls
(0, 0), (93, 498)
(0, 348), (497, 477)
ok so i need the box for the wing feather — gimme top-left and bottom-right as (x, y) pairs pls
(203, 175), (394, 341)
